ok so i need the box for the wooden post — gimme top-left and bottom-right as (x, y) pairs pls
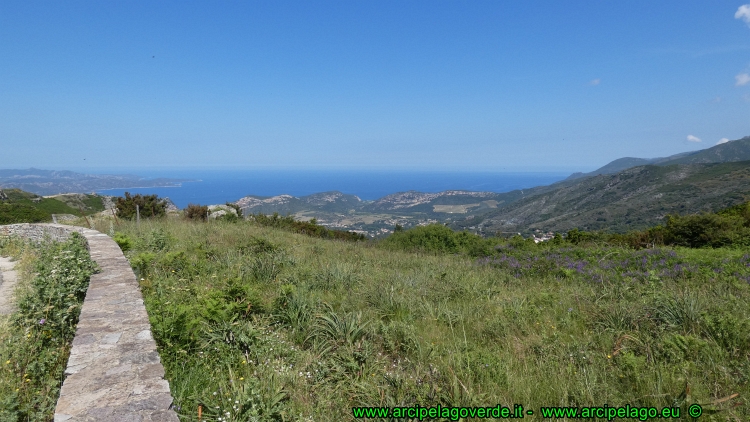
(136, 204), (140, 227)
(111, 206), (120, 227)
(77, 205), (91, 229)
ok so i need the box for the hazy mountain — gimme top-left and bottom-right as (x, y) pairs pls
(0, 168), (190, 195)
(655, 136), (750, 166)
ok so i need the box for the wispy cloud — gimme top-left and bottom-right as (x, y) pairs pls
(736, 73), (750, 86)
(686, 135), (702, 143)
(737, 4), (750, 26)
(589, 78), (601, 86)
(716, 138), (730, 145)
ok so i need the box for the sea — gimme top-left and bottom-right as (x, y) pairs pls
(96, 169), (572, 209)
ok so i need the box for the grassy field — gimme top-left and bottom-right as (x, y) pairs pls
(99, 217), (749, 421)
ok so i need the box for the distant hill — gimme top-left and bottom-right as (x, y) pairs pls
(0, 189), (105, 224)
(235, 191), (364, 215)
(234, 190), (520, 217)
(567, 136), (750, 180)
(656, 136), (750, 165)
(0, 168), (190, 195)
(458, 161), (750, 235)
(233, 190), (535, 237)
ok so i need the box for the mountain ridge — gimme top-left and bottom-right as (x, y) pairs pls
(566, 136), (750, 180)
(457, 160), (750, 235)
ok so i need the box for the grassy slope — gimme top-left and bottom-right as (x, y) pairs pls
(0, 189), (105, 224)
(105, 218), (749, 421)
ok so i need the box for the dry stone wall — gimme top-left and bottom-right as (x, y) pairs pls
(0, 224), (179, 422)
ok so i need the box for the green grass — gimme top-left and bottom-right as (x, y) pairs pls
(99, 217), (750, 421)
(0, 234), (98, 421)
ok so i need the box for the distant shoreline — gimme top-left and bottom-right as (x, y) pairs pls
(95, 179), (201, 192)
(97, 183), (186, 191)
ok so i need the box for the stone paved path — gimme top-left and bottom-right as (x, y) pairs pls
(54, 229), (179, 422)
(0, 255), (18, 315)
(0, 223), (179, 422)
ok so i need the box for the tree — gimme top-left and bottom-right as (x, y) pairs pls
(115, 192), (167, 220)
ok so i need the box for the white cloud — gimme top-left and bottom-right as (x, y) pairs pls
(736, 73), (750, 86)
(589, 78), (601, 86)
(737, 4), (750, 25)
(686, 135), (702, 143)
(716, 138), (730, 145)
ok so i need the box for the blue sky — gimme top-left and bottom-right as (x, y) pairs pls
(1, 1), (749, 173)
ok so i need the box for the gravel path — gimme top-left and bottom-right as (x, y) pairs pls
(0, 256), (18, 315)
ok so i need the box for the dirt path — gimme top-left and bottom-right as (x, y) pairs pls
(0, 256), (18, 315)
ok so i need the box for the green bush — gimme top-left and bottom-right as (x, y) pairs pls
(184, 203), (209, 221)
(115, 192), (167, 220)
(113, 232), (132, 252)
(661, 212), (750, 248)
(382, 224), (492, 256)
(0, 203), (51, 224)
(561, 201), (750, 249)
(224, 202), (243, 218)
(130, 252), (156, 278)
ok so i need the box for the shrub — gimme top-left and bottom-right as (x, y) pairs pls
(660, 212), (750, 248)
(556, 201), (750, 249)
(184, 203), (209, 221)
(0, 203), (50, 224)
(113, 232), (132, 252)
(224, 202), (243, 218)
(382, 224), (492, 255)
(130, 252), (156, 278)
(115, 192), (167, 220)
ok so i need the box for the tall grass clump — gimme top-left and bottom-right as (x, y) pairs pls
(0, 233), (98, 421)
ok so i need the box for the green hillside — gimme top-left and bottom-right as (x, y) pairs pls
(461, 161), (750, 235)
(0, 189), (105, 224)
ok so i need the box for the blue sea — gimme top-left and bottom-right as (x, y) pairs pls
(96, 169), (571, 209)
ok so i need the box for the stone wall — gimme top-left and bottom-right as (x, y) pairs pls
(0, 223), (85, 245)
(0, 224), (179, 422)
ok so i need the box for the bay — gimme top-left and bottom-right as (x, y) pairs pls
(96, 169), (570, 209)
